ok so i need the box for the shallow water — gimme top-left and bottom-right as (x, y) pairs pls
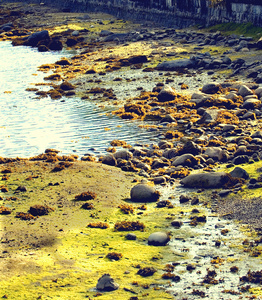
(0, 41), (160, 158)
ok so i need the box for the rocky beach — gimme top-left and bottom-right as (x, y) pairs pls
(1, 2), (262, 299)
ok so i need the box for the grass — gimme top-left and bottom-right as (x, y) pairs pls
(206, 22), (262, 40)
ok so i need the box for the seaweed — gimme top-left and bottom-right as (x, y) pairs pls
(87, 222), (109, 229)
(114, 221), (145, 231)
(106, 252), (123, 260)
(137, 267), (156, 277)
(75, 191), (97, 201)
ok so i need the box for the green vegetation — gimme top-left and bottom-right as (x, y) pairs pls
(207, 22), (262, 40)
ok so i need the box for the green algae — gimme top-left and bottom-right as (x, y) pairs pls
(0, 160), (180, 299)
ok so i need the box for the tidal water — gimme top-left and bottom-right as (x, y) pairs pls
(0, 41), (159, 158)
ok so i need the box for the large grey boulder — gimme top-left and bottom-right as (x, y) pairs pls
(230, 167), (249, 180)
(148, 232), (170, 246)
(96, 274), (119, 291)
(27, 30), (50, 47)
(238, 85), (253, 97)
(130, 183), (160, 202)
(180, 172), (229, 188)
(204, 147), (223, 160)
(156, 59), (196, 71)
(201, 83), (220, 94)
(113, 150), (133, 160)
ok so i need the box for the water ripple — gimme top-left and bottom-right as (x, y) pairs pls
(0, 41), (159, 158)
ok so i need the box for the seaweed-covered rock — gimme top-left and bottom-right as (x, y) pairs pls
(180, 172), (229, 188)
(148, 232), (170, 246)
(130, 183), (160, 202)
(172, 153), (198, 167)
(96, 274), (119, 291)
(157, 85), (176, 102)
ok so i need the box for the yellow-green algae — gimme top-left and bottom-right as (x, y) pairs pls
(0, 160), (188, 299)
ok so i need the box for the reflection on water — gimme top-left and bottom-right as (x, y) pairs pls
(0, 41), (159, 158)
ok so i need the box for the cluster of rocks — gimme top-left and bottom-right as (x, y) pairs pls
(99, 82), (262, 192)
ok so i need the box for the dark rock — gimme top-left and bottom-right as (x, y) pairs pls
(230, 167), (249, 179)
(27, 30), (50, 47)
(201, 83), (220, 94)
(125, 233), (137, 240)
(148, 232), (170, 246)
(130, 184), (160, 202)
(66, 37), (78, 47)
(232, 155), (249, 165)
(191, 197), (199, 205)
(113, 150), (133, 160)
(172, 153), (198, 167)
(128, 55), (148, 64)
(157, 85), (176, 102)
(102, 155), (117, 166)
(48, 39), (63, 51)
(153, 176), (166, 185)
(16, 186), (27, 192)
(171, 221), (183, 228)
(38, 45), (49, 52)
(180, 172), (229, 188)
(96, 274), (119, 291)
(242, 99), (261, 110)
(179, 194), (190, 203)
(100, 30), (114, 36)
(156, 59), (195, 71)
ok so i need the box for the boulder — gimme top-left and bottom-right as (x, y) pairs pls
(201, 83), (220, 94)
(130, 184), (160, 202)
(230, 167), (249, 180)
(48, 39), (63, 51)
(100, 30), (114, 37)
(128, 55), (148, 64)
(156, 59), (196, 71)
(180, 172), (229, 188)
(113, 150), (133, 160)
(157, 85), (176, 102)
(101, 155), (117, 166)
(204, 147), (223, 160)
(27, 30), (50, 47)
(238, 85), (253, 97)
(96, 274), (119, 291)
(242, 98), (261, 110)
(197, 109), (220, 124)
(232, 155), (249, 165)
(172, 153), (198, 167)
(148, 232), (170, 246)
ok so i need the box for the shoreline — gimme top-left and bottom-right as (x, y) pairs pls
(2, 2), (262, 299)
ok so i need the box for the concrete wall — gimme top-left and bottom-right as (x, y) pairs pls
(63, 0), (262, 28)
(10, 0), (262, 28)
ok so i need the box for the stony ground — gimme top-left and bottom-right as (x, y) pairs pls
(2, 2), (262, 299)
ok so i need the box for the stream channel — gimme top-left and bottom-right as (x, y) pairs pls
(1, 41), (262, 299)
